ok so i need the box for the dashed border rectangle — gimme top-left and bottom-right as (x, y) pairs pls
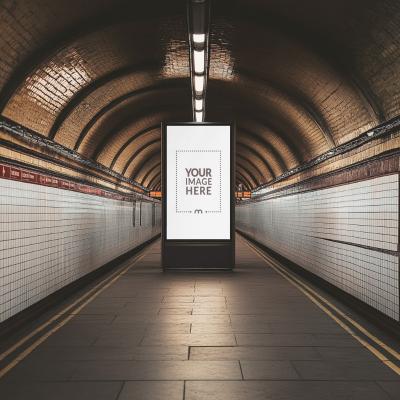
(175, 150), (222, 214)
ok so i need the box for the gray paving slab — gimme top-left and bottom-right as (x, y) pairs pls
(377, 381), (400, 399)
(194, 296), (226, 303)
(70, 360), (242, 380)
(189, 346), (321, 361)
(235, 333), (360, 347)
(241, 360), (300, 379)
(141, 333), (236, 346)
(162, 295), (195, 303)
(40, 331), (99, 347)
(67, 314), (116, 324)
(118, 381), (184, 400)
(1, 236), (399, 400)
(185, 381), (394, 400)
(190, 323), (235, 333)
(94, 332), (144, 347)
(315, 346), (381, 361)
(152, 314), (232, 323)
(230, 314), (335, 324)
(292, 360), (400, 381)
(192, 307), (230, 314)
(145, 322), (191, 334)
(30, 345), (188, 361)
(2, 359), (77, 382)
(267, 322), (345, 334)
(158, 307), (193, 315)
(0, 382), (123, 400)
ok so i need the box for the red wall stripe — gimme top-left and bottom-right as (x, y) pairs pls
(0, 162), (145, 202)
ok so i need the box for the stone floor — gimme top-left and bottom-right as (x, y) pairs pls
(0, 236), (399, 399)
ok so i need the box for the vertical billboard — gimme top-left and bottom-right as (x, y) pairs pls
(162, 123), (235, 269)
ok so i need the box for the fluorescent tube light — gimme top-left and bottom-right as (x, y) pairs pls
(193, 50), (205, 74)
(194, 75), (204, 93)
(192, 33), (205, 44)
(195, 111), (203, 122)
(194, 98), (203, 111)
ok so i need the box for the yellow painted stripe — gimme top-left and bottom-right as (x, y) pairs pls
(0, 244), (151, 379)
(258, 247), (400, 361)
(0, 251), (145, 362)
(244, 238), (400, 376)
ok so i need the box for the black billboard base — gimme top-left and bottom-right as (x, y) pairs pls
(162, 241), (235, 270)
(162, 122), (235, 271)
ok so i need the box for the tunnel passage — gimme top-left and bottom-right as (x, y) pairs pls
(0, 0), (398, 193)
(0, 0), (399, 398)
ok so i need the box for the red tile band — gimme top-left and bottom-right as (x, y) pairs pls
(0, 162), (141, 202)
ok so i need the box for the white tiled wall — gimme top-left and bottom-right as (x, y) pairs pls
(237, 174), (399, 321)
(0, 179), (161, 322)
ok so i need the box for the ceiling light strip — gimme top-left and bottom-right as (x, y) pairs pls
(188, 0), (210, 123)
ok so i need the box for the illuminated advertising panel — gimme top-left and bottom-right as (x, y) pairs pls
(164, 124), (232, 240)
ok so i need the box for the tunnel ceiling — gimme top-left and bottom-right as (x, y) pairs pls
(0, 0), (399, 191)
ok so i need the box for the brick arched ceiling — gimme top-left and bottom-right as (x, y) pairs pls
(0, 0), (399, 191)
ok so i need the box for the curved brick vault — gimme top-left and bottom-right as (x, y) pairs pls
(0, 0), (399, 190)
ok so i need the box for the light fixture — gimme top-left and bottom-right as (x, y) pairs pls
(192, 33), (205, 44)
(194, 98), (203, 111)
(195, 111), (203, 122)
(193, 50), (205, 74)
(188, 0), (210, 123)
(194, 75), (204, 93)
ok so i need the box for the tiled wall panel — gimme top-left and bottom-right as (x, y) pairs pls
(237, 174), (399, 321)
(0, 179), (161, 322)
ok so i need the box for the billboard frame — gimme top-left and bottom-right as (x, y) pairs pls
(161, 122), (235, 269)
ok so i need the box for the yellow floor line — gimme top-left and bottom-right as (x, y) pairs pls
(258, 247), (400, 361)
(0, 246), (150, 379)
(0, 256), (133, 362)
(243, 238), (400, 376)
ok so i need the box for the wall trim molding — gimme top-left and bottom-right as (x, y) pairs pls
(0, 116), (147, 192)
(245, 150), (399, 202)
(253, 114), (400, 192)
(0, 157), (158, 203)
